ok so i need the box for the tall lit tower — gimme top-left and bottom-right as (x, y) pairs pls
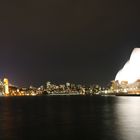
(3, 78), (9, 95)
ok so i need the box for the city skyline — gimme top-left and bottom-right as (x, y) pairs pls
(0, 0), (140, 87)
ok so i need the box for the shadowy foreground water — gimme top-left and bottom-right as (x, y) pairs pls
(0, 96), (140, 140)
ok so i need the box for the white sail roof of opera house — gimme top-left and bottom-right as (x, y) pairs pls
(115, 48), (140, 84)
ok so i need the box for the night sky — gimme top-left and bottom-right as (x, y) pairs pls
(0, 0), (140, 87)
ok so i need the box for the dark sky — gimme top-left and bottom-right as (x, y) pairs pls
(0, 0), (140, 87)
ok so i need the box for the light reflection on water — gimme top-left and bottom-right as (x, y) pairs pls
(0, 96), (140, 140)
(115, 97), (140, 140)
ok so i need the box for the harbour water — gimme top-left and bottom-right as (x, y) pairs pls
(0, 96), (140, 140)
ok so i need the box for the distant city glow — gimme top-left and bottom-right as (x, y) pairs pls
(115, 48), (140, 84)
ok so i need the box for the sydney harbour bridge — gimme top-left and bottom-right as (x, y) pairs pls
(0, 78), (9, 95)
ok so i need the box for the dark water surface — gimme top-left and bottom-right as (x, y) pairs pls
(0, 96), (140, 140)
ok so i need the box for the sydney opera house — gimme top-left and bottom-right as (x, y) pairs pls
(114, 48), (140, 94)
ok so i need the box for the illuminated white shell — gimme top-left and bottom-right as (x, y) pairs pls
(115, 48), (140, 84)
